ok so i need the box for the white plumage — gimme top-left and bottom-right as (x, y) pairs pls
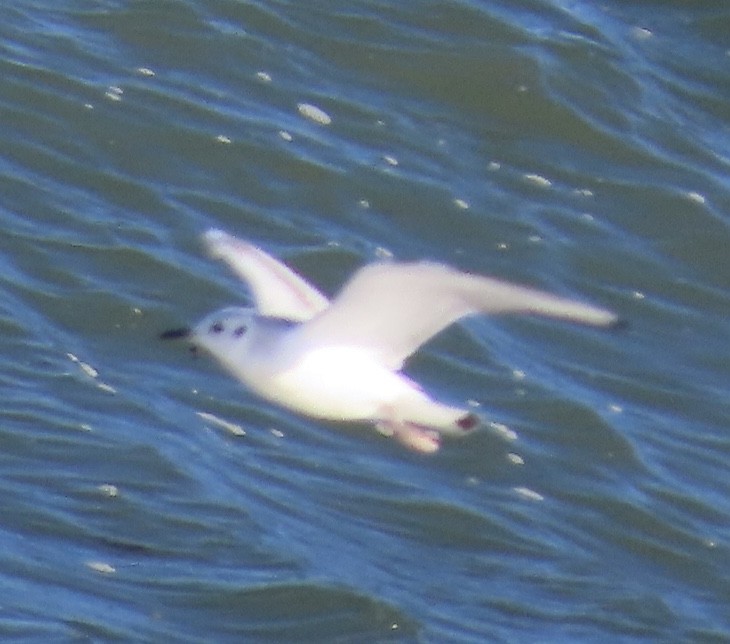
(163, 229), (621, 453)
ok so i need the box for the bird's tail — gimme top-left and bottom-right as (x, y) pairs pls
(376, 395), (480, 453)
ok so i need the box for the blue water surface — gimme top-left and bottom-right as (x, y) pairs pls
(0, 1), (728, 641)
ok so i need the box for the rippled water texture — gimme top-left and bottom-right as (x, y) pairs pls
(1, 1), (729, 641)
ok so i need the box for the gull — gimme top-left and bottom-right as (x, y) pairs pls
(162, 229), (621, 453)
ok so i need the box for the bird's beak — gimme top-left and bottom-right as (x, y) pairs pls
(160, 327), (192, 340)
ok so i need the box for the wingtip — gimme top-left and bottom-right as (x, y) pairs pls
(569, 306), (626, 330)
(202, 228), (229, 256)
(608, 317), (630, 332)
(203, 228), (225, 241)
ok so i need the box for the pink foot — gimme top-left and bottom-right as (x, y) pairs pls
(379, 423), (441, 453)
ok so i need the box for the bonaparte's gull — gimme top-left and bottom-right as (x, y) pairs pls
(162, 229), (621, 453)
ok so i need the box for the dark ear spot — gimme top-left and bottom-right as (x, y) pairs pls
(210, 321), (224, 334)
(234, 325), (247, 338)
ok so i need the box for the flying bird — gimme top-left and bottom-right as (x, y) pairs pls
(162, 229), (621, 453)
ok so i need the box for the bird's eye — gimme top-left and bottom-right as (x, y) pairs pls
(210, 321), (224, 334)
(234, 325), (247, 337)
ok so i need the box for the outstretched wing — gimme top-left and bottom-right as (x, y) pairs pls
(203, 229), (329, 321)
(298, 261), (620, 369)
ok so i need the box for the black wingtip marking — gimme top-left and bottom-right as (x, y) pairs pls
(160, 327), (191, 340)
(609, 318), (630, 332)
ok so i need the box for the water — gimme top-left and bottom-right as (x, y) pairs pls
(1, 1), (729, 641)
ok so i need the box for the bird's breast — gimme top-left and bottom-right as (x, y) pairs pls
(255, 346), (414, 421)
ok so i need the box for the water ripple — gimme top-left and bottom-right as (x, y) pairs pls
(1, 0), (729, 640)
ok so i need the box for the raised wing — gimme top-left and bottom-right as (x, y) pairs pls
(298, 261), (620, 369)
(203, 229), (329, 321)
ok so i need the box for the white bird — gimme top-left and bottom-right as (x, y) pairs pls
(162, 229), (622, 453)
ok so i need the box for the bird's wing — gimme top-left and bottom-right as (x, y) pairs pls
(298, 261), (620, 369)
(203, 229), (329, 321)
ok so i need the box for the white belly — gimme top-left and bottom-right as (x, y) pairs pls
(248, 346), (415, 421)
